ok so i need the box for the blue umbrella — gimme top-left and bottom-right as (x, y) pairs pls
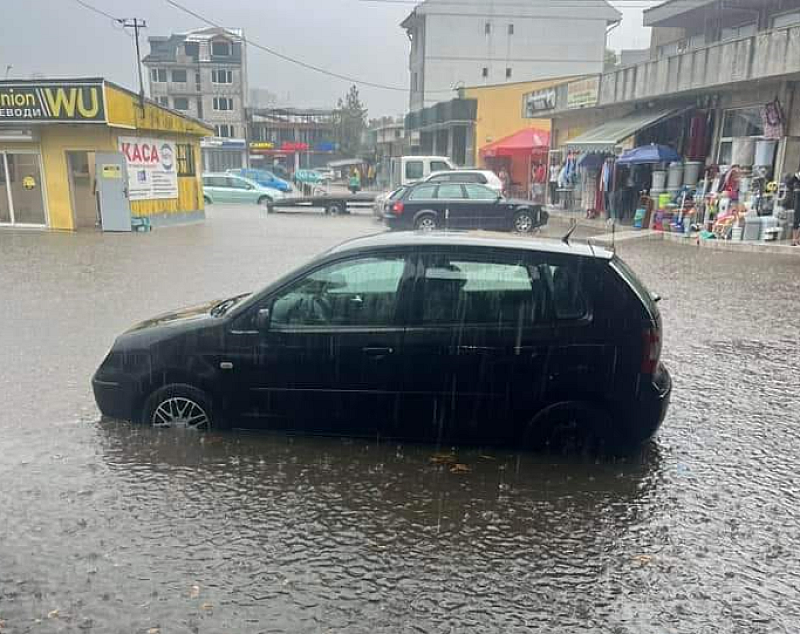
(617, 143), (681, 165)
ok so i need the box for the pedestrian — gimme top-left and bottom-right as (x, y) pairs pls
(789, 169), (800, 246)
(349, 167), (362, 194)
(499, 166), (510, 197)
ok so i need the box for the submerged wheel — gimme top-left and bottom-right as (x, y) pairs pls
(142, 384), (213, 431)
(414, 214), (438, 231)
(327, 202), (344, 215)
(257, 195), (273, 206)
(524, 401), (611, 453)
(513, 209), (535, 233)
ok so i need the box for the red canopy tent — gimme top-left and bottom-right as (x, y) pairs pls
(479, 128), (550, 199)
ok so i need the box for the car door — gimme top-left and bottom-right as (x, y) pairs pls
(463, 184), (505, 229)
(226, 176), (254, 203)
(433, 183), (470, 229)
(399, 248), (554, 444)
(224, 252), (414, 436)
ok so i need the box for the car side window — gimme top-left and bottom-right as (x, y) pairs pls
(430, 161), (451, 172)
(405, 161), (423, 180)
(435, 184), (466, 199)
(408, 184), (437, 200)
(542, 260), (590, 320)
(464, 184), (499, 200)
(270, 256), (407, 328)
(476, 174), (488, 184)
(420, 255), (545, 326)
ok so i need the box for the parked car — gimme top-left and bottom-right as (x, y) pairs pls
(202, 173), (285, 205)
(92, 232), (671, 450)
(383, 182), (547, 233)
(422, 169), (504, 193)
(372, 185), (409, 219)
(228, 168), (292, 193)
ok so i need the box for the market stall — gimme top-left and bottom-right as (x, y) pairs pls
(479, 128), (549, 202)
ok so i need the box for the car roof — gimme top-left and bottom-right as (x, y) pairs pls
(428, 169), (494, 176)
(326, 231), (614, 260)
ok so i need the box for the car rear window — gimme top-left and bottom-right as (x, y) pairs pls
(610, 257), (659, 318)
(388, 187), (407, 200)
(430, 160), (451, 172)
(408, 184), (437, 200)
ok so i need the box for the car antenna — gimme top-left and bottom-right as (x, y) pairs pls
(587, 235), (597, 257)
(561, 219), (578, 245)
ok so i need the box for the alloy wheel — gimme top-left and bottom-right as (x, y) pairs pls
(151, 397), (210, 430)
(514, 212), (533, 233)
(416, 217), (437, 231)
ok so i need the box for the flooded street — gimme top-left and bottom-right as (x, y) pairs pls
(2, 206), (799, 633)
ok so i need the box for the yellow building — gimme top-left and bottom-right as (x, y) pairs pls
(0, 78), (212, 231)
(464, 77), (573, 165)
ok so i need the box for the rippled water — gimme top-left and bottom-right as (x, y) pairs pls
(1, 208), (799, 632)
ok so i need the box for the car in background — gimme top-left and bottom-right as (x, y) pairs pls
(372, 185), (409, 219)
(202, 173), (286, 206)
(92, 232), (670, 451)
(383, 181), (547, 233)
(228, 168), (292, 193)
(422, 169), (503, 193)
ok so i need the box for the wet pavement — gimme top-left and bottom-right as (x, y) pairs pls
(1, 204), (799, 633)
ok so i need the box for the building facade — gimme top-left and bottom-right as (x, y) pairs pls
(143, 27), (248, 171)
(401, 0), (620, 113)
(0, 78), (211, 231)
(247, 107), (336, 171)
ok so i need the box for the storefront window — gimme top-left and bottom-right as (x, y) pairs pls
(717, 106), (764, 165)
(0, 153), (46, 226)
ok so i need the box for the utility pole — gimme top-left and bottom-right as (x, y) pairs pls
(121, 18), (147, 108)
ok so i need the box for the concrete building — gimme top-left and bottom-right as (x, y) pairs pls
(0, 78), (211, 231)
(247, 107), (336, 171)
(401, 0), (620, 113)
(143, 27), (248, 171)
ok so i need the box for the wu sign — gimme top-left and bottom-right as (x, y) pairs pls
(0, 81), (106, 123)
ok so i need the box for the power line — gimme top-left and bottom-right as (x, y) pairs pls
(72, 0), (123, 23)
(164, 0), (415, 92)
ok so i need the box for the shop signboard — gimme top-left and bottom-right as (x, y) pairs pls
(523, 88), (556, 117)
(0, 81), (105, 123)
(118, 136), (178, 201)
(250, 141), (275, 150)
(566, 77), (600, 110)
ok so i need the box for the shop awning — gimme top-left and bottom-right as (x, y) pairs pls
(563, 108), (681, 153)
(480, 128), (550, 158)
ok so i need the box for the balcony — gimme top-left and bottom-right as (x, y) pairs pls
(598, 23), (800, 107)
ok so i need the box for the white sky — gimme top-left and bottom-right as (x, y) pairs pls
(1, 0), (656, 117)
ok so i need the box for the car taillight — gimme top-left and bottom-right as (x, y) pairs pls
(392, 201), (405, 215)
(641, 327), (661, 374)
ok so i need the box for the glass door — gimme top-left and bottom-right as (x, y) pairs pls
(0, 152), (47, 226)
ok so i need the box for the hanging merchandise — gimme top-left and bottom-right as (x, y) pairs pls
(687, 112), (709, 160)
(761, 99), (784, 139)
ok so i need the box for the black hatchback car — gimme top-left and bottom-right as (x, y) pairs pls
(383, 182), (548, 233)
(93, 232), (670, 449)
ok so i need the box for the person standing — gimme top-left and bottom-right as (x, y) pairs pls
(789, 169), (800, 246)
(349, 167), (362, 194)
(499, 166), (510, 197)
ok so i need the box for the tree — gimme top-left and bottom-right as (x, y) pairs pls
(334, 85), (367, 157)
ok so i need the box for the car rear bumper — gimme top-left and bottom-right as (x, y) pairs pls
(382, 214), (407, 230)
(626, 363), (672, 443)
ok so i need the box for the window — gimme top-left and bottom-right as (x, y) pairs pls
(430, 160), (451, 173)
(772, 10), (800, 29)
(485, 22), (491, 35)
(657, 42), (680, 57)
(506, 67), (512, 79)
(408, 184), (437, 200)
(405, 160), (424, 180)
(226, 177), (250, 190)
(547, 264), (588, 320)
(435, 184), (465, 199)
(203, 176), (228, 188)
(482, 67), (489, 78)
(717, 106), (764, 164)
(215, 124), (235, 137)
(176, 144), (195, 176)
(508, 23), (514, 35)
(195, 72), (201, 89)
(721, 22), (756, 42)
(157, 96), (169, 106)
(420, 256), (543, 326)
(151, 68), (167, 82)
(212, 69), (233, 84)
(213, 97), (234, 111)
(171, 69), (187, 83)
(687, 33), (706, 49)
(270, 256), (407, 328)
(395, 129), (402, 139)
(465, 184), (499, 200)
(212, 40), (231, 56)
(173, 97), (189, 111)
(184, 42), (199, 58)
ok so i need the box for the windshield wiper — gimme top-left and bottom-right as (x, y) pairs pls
(210, 293), (250, 317)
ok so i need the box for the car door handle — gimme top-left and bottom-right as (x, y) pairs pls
(363, 346), (394, 356)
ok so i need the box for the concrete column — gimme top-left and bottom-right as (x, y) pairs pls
(446, 126), (454, 164)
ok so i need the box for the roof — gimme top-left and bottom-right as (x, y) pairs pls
(480, 128), (550, 157)
(564, 108), (681, 153)
(144, 27), (243, 63)
(327, 231), (614, 260)
(643, 0), (716, 26)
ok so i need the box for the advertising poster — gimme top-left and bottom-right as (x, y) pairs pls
(118, 136), (178, 200)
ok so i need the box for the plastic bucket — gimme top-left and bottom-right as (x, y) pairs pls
(667, 162), (684, 188)
(651, 170), (667, 190)
(658, 192), (672, 208)
(683, 161), (703, 186)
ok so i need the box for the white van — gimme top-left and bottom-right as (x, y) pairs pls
(389, 156), (455, 189)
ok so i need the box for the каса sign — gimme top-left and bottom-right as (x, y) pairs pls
(0, 81), (105, 123)
(119, 136), (178, 201)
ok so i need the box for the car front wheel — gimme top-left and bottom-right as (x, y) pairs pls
(142, 384), (213, 431)
(513, 209), (535, 234)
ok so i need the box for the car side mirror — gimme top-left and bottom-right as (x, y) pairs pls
(255, 307), (271, 331)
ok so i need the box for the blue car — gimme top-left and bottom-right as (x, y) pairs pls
(228, 168), (292, 193)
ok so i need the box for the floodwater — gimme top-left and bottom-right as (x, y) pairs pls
(1, 206), (799, 633)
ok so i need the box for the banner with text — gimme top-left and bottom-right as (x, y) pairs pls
(0, 81), (105, 123)
(119, 136), (178, 201)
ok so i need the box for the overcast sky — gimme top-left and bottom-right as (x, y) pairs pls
(1, 0), (656, 117)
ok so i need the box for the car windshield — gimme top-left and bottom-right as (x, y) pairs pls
(7, 2), (793, 632)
